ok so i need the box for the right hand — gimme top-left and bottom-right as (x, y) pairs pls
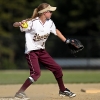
(20, 20), (28, 28)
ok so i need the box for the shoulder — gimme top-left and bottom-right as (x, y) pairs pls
(48, 19), (54, 23)
(46, 19), (54, 26)
(31, 17), (39, 22)
(47, 19), (55, 27)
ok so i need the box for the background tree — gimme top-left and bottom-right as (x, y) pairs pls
(0, 0), (100, 69)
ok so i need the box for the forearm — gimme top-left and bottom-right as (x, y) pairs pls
(56, 29), (66, 42)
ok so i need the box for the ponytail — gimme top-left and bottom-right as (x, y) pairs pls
(31, 8), (38, 19)
(26, 8), (38, 21)
(26, 3), (49, 21)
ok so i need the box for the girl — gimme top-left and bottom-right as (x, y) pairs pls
(13, 3), (76, 99)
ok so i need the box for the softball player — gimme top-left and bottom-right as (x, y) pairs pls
(13, 3), (76, 99)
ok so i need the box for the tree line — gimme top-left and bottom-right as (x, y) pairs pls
(0, 0), (100, 69)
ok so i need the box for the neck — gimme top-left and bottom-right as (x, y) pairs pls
(39, 16), (46, 24)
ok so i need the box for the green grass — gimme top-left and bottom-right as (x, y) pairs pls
(0, 70), (100, 84)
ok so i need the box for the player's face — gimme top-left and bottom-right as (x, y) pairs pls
(44, 11), (53, 19)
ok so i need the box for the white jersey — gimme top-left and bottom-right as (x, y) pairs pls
(20, 17), (57, 54)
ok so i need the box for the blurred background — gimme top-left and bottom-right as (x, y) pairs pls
(0, 0), (100, 69)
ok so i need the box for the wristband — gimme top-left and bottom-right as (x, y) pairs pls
(65, 39), (70, 44)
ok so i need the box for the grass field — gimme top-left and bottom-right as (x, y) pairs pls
(0, 70), (100, 100)
(0, 70), (100, 84)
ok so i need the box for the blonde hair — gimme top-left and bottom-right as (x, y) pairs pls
(27, 3), (49, 21)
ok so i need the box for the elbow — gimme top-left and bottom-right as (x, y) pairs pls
(13, 22), (20, 27)
(13, 22), (17, 27)
(13, 23), (16, 27)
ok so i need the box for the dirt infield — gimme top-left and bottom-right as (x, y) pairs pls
(0, 84), (100, 100)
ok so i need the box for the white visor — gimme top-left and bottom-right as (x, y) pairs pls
(38, 5), (56, 13)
